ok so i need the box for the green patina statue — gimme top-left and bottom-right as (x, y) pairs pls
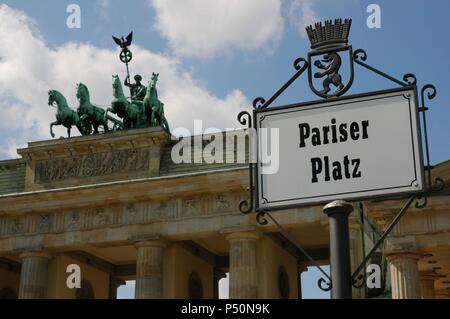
(107, 75), (146, 129)
(125, 74), (147, 102)
(144, 72), (169, 131)
(48, 90), (81, 138)
(76, 83), (110, 134)
(47, 32), (169, 138)
(48, 74), (168, 138)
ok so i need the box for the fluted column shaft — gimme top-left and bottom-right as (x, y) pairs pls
(18, 252), (50, 299)
(226, 232), (259, 299)
(135, 240), (166, 299)
(386, 252), (420, 299)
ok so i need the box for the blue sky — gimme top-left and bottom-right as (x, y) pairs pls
(0, 0), (448, 299)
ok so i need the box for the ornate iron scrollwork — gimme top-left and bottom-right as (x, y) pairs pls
(252, 97), (266, 109)
(420, 84), (437, 191)
(237, 111), (254, 215)
(236, 18), (443, 297)
(256, 211), (268, 225)
(415, 195), (428, 209)
(318, 277), (332, 292)
(293, 57), (308, 70)
(432, 177), (445, 191)
(352, 274), (365, 289)
(252, 56), (308, 110)
(353, 48), (417, 87)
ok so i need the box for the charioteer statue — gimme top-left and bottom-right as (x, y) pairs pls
(124, 74), (146, 102)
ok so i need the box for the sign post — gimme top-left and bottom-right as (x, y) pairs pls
(323, 200), (353, 299)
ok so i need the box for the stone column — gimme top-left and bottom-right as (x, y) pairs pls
(18, 252), (51, 299)
(226, 231), (259, 299)
(386, 252), (421, 299)
(135, 240), (166, 299)
(213, 269), (226, 299)
(419, 271), (440, 299)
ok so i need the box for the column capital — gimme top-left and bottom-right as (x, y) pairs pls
(419, 271), (445, 281)
(134, 239), (167, 249)
(19, 251), (51, 260)
(225, 231), (260, 242)
(385, 235), (417, 252)
(385, 251), (421, 262)
(220, 225), (256, 234)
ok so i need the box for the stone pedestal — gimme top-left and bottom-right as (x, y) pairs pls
(18, 252), (50, 299)
(386, 252), (420, 299)
(135, 240), (166, 299)
(226, 231), (259, 299)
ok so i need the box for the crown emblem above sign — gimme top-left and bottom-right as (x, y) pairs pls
(306, 18), (352, 50)
(306, 18), (354, 98)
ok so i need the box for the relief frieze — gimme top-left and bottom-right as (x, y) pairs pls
(35, 148), (150, 183)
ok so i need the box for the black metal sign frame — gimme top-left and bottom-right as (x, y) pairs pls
(252, 86), (425, 212)
(237, 18), (445, 295)
(237, 45), (442, 222)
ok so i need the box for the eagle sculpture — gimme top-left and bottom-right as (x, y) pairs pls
(112, 31), (133, 49)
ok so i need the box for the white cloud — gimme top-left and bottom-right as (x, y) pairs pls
(0, 4), (250, 159)
(288, 0), (320, 39)
(149, 0), (284, 58)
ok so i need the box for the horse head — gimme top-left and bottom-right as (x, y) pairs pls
(76, 83), (90, 102)
(112, 75), (124, 98)
(48, 89), (68, 111)
(48, 90), (56, 106)
(151, 72), (159, 88)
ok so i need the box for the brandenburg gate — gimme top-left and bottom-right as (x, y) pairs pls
(0, 127), (449, 299)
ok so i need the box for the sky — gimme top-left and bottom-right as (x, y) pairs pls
(0, 0), (448, 299)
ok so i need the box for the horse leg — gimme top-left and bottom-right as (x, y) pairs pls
(76, 123), (84, 135)
(163, 119), (170, 132)
(102, 114), (109, 132)
(50, 121), (59, 138)
(146, 102), (152, 126)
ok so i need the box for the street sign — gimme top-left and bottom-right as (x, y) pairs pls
(255, 86), (424, 210)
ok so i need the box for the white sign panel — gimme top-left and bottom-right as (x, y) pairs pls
(256, 87), (424, 210)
